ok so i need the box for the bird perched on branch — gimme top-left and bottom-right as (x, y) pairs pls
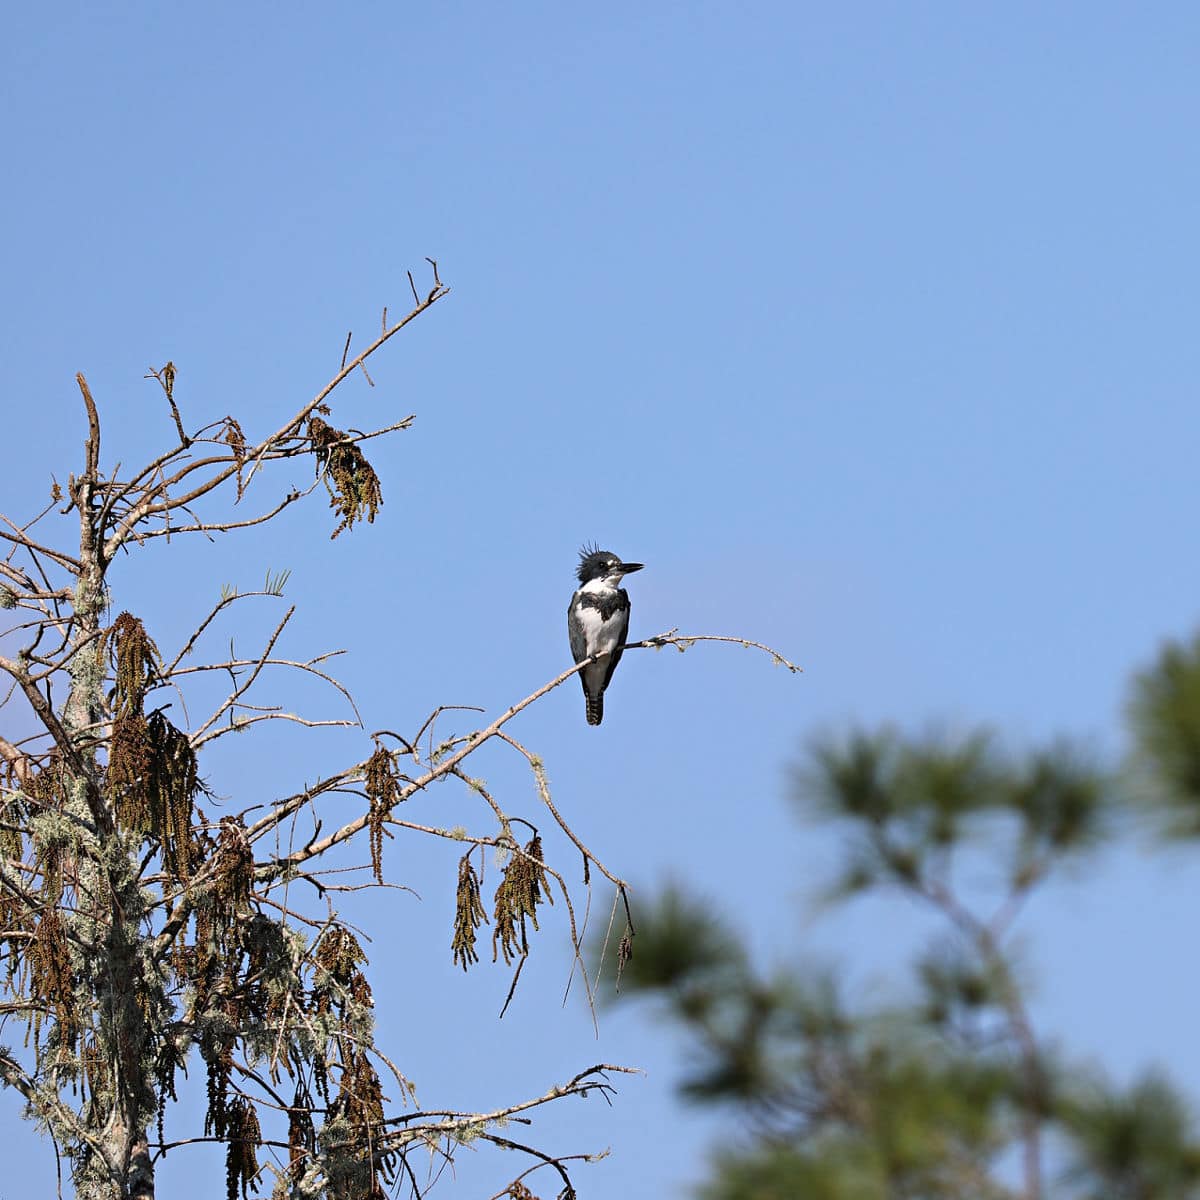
(567, 545), (644, 726)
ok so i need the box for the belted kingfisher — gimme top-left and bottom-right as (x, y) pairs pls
(567, 545), (644, 726)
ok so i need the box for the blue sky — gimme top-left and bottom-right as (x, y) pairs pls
(3, 4), (1200, 1196)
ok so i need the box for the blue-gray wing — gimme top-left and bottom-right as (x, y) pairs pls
(567, 596), (588, 665)
(598, 595), (630, 691)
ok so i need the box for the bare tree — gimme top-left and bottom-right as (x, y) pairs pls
(0, 262), (798, 1200)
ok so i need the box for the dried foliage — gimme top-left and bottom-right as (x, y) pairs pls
(492, 835), (552, 966)
(308, 410), (383, 538)
(221, 415), (248, 498)
(313, 926), (373, 1018)
(146, 710), (200, 879)
(503, 1183), (539, 1200)
(452, 851), (487, 970)
(223, 1095), (263, 1200)
(287, 1083), (317, 1180)
(328, 1047), (394, 1199)
(106, 612), (199, 879)
(364, 744), (399, 884)
(31, 903), (77, 1051)
(108, 611), (161, 707)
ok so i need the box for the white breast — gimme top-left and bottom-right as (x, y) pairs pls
(576, 603), (624, 656)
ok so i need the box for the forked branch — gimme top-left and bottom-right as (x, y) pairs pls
(101, 262), (449, 558)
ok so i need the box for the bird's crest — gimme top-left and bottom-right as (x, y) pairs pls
(576, 542), (613, 582)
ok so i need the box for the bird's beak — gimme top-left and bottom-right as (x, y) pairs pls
(619, 562), (644, 575)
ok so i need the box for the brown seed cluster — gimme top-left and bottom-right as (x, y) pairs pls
(308, 411), (383, 539)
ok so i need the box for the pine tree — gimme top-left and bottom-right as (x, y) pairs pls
(614, 658), (1200, 1198)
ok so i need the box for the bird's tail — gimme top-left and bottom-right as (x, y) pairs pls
(585, 691), (604, 726)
